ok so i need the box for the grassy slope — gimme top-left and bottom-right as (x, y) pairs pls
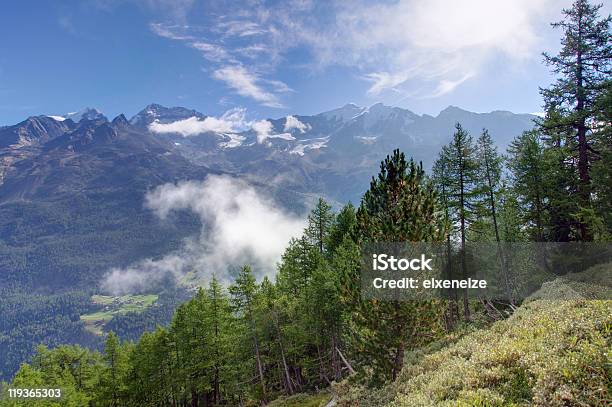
(335, 264), (611, 407)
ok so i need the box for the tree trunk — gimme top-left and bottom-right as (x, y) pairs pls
(483, 145), (513, 304)
(273, 311), (294, 395)
(576, 81), (591, 240)
(391, 340), (405, 381)
(441, 173), (459, 325)
(336, 347), (356, 375)
(191, 390), (198, 407)
(248, 307), (267, 402)
(575, 8), (591, 241)
(458, 149), (470, 321)
(331, 330), (340, 381)
(316, 343), (330, 384)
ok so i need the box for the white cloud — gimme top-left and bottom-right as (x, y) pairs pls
(150, 20), (290, 108)
(290, 136), (329, 156)
(101, 176), (305, 294)
(150, 0), (559, 102)
(148, 107), (250, 136)
(315, 0), (556, 97)
(212, 0), (557, 98)
(213, 66), (290, 107)
(191, 42), (233, 62)
(429, 73), (475, 98)
(215, 20), (267, 38)
(252, 119), (274, 143)
(251, 119), (296, 143)
(219, 133), (246, 148)
(364, 72), (411, 96)
(149, 22), (193, 40)
(284, 115), (310, 133)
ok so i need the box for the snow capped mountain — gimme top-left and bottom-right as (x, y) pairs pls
(123, 102), (536, 161)
(129, 104), (206, 127)
(1, 102), (536, 204)
(318, 103), (365, 122)
(0, 115), (74, 149)
(61, 107), (106, 123)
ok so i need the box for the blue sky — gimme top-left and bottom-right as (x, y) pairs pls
(1, 0), (607, 125)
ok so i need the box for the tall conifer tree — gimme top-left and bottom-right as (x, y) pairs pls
(540, 0), (611, 240)
(356, 149), (445, 381)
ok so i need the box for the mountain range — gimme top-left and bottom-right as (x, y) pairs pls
(0, 103), (536, 289)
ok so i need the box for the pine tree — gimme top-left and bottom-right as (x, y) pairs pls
(356, 149), (446, 381)
(497, 183), (525, 242)
(277, 236), (319, 295)
(540, 0), (611, 240)
(330, 236), (361, 376)
(125, 328), (173, 406)
(473, 130), (503, 239)
(541, 120), (582, 242)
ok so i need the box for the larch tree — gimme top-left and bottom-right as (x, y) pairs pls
(306, 198), (335, 254)
(435, 124), (479, 320)
(474, 129), (514, 302)
(99, 332), (128, 407)
(540, 0), (611, 240)
(229, 265), (267, 403)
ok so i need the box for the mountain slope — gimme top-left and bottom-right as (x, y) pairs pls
(0, 115), (215, 291)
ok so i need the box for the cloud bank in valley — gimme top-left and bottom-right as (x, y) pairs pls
(101, 175), (305, 295)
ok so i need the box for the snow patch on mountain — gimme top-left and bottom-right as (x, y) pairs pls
(47, 115), (67, 122)
(220, 133), (246, 148)
(269, 133), (296, 141)
(356, 136), (378, 145)
(290, 136), (329, 156)
(63, 108), (105, 122)
(318, 103), (365, 122)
